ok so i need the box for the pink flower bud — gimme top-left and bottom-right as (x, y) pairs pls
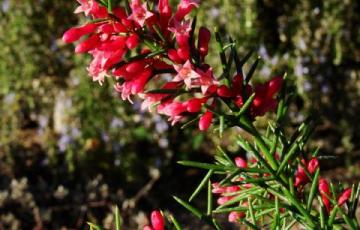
(217, 196), (234, 205)
(338, 188), (352, 206)
(143, 226), (154, 230)
(307, 158), (319, 174)
(199, 110), (213, 131)
(126, 34), (139, 49)
(235, 157), (248, 168)
(228, 211), (245, 222)
(198, 27), (211, 57)
(150, 210), (165, 230)
(62, 24), (97, 43)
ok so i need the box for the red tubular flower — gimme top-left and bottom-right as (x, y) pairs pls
(75, 34), (100, 53)
(62, 23), (98, 43)
(338, 188), (352, 206)
(294, 158), (319, 187)
(150, 210), (165, 230)
(75, 0), (108, 18)
(251, 76), (283, 117)
(158, 0), (172, 31)
(126, 60), (147, 73)
(174, 0), (200, 21)
(115, 68), (153, 101)
(198, 27), (211, 58)
(168, 49), (183, 64)
(198, 110), (213, 131)
(319, 178), (332, 213)
(129, 0), (154, 27)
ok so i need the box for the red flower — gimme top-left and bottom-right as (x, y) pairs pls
(338, 188), (352, 206)
(62, 23), (98, 43)
(307, 158), (319, 174)
(198, 110), (213, 131)
(198, 27), (211, 58)
(75, 0), (108, 18)
(75, 34), (100, 53)
(129, 0), (154, 27)
(144, 210), (165, 230)
(151, 210), (165, 230)
(175, 0), (200, 21)
(318, 178), (332, 213)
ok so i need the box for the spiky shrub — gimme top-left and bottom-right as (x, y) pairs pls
(64, 0), (359, 229)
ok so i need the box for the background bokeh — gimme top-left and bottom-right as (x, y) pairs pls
(0, 0), (360, 229)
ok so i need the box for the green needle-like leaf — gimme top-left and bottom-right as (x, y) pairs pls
(87, 222), (106, 230)
(245, 57), (260, 84)
(173, 196), (203, 219)
(207, 180), (213, 215)
(306, 169), (320, 210)
(177, 161), (227, 171)
(169, 214), (182, 230)
(248, 197), (257, 226)
(189, 169), (214, 202)
(236, 93), (255, 116)
(114, 206), (121, 230)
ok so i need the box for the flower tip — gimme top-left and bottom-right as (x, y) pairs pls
(150, 210), (165, 230)
(198, 111), (213, 131)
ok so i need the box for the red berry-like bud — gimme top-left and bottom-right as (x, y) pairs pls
(267, 76), (283, 97)
(186, 98), (204, 113)
(126, 34), (139, 49)
(150, 210), (165, 230)
(199, 110), (213, 131)
(217, 85), (233, 97)
(338, 188), (352, 206)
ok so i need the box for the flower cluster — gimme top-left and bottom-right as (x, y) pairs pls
(211, 155), (352, 222)
(63, 0), (283, 131)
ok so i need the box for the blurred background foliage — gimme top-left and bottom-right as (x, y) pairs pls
(0, 0), (360, 229)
